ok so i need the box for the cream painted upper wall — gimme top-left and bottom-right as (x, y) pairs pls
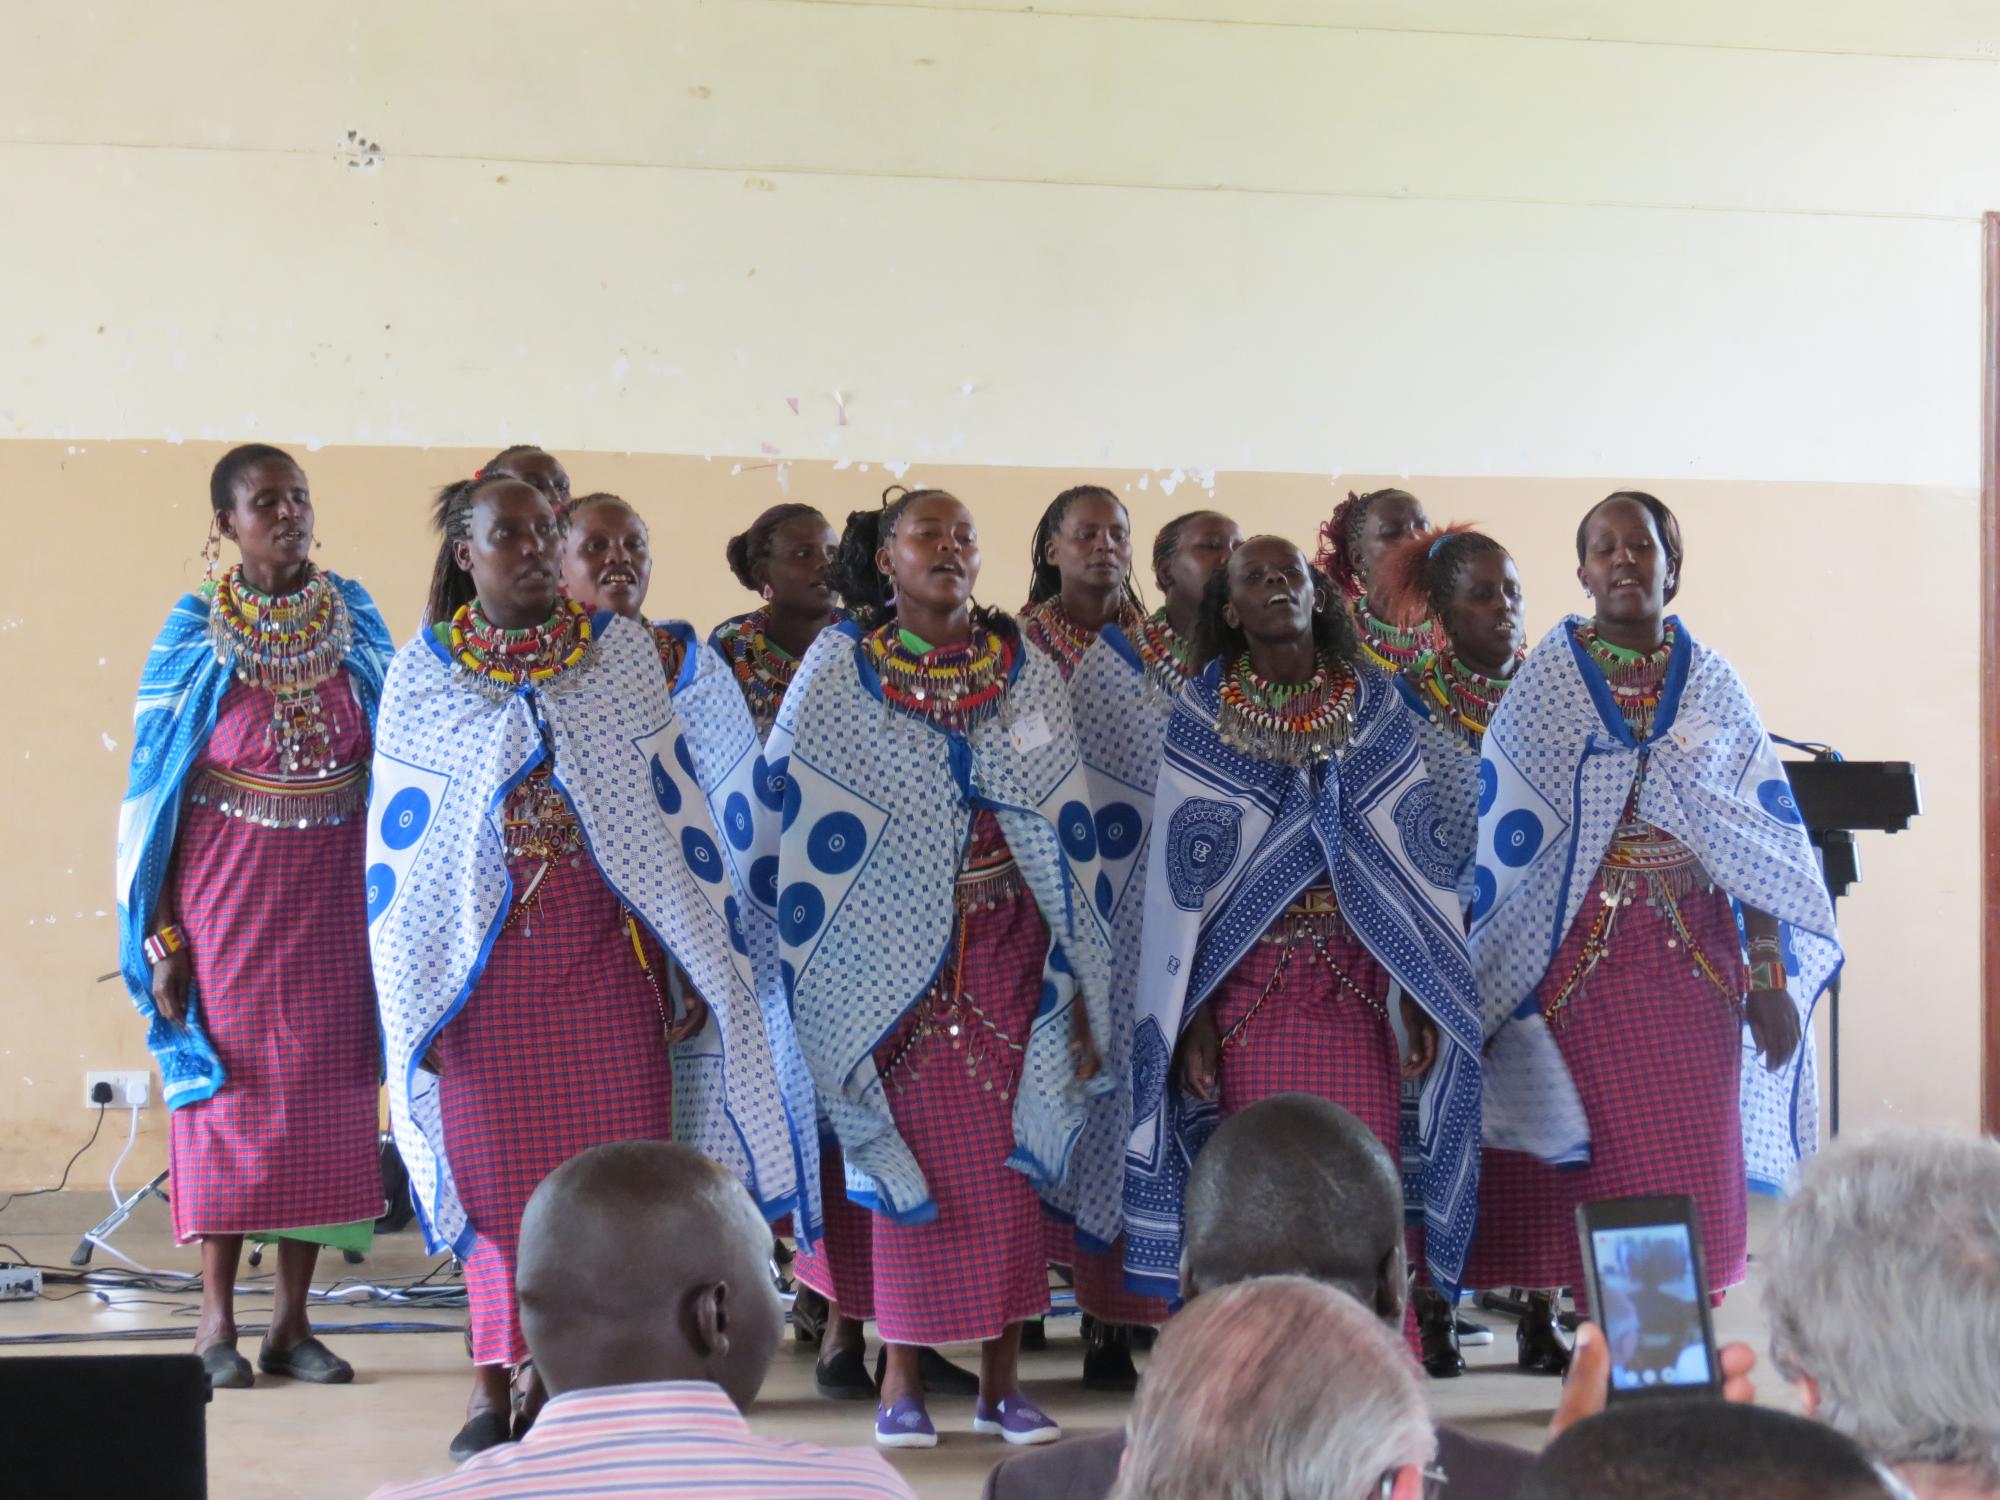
(6, 0), (1997, 484)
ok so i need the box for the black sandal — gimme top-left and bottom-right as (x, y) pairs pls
(448, 1409), (512, 1462)
(816, 1345), (877, 1401)
(200, 1343), (254, 1391)
(257, 1335), (353, 1385)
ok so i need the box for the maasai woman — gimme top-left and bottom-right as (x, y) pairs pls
(478, 444), (571, 516)
(1129, 510), (1243, 703)
(1018, 485), (1165, 1390)
(371, 475), (794, 1459)
(753, 487), (1114, 1449)
(710, 503), (844, 737)
(117, 444), (393, 1393)
(1122, 537), (1485, 1324)
(1466, 492), (1838, 1374)
(1375, 525), (1525, 1377)
(1314, 487), (1435, 672)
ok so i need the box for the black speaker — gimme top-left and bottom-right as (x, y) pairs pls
(0, 1353), (208, 1498)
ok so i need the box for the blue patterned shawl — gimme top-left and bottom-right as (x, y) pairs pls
(750, 619), (1116, 1224)
(367, 614), (798, 1255)
(1471, 616), (1841, 1191)
(1123, 661), (1486, 1298)
(114, 575), (392, 1110)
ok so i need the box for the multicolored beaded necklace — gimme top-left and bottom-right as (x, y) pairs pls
(1132, 610), (1196, 701)
(449, 597), (594, 699)
(207, 564), (352, 773)
(1354, 594), (1434, 674)
(716, 608), (797, 732)
(1575, 618), (1677, 738)
(1216, 650), (1358, 767)
(1020, 595), (1142, 679)
(1416, 648), (1520, 746)
(864, 621), (1012, 733)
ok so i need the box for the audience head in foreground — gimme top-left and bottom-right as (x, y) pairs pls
(516, 1138), (784, 1411)
(1181, 1090), (1405, 1320)
(1521, 1400), (1891, 1500)
(1763, 1131), (2000, 1500)
(1110, 1274), (1435, 1500)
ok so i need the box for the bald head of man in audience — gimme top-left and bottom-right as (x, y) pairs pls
(1180, 1091), (1406, 1325)
(516, 1140), (785, 1411)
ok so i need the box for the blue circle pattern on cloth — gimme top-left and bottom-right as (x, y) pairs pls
(674, 733), (697, 782)
(1095, 801), (1142, 862)
(781, 772), (804, 832)
(379, 786), (431, 851)
(1470, 864), (1497, 921)
(724, 895), (749, 956)
(807, 811), (868, 875)
(649, 754), (682, 815)
(723, 791), (755, 851)
(1493, 808), (1544, 868)
(750, 854), (779, 907)
(682, 825), (723, 883)
(365, 862), (395, 921)
(1059, 799), (1097, 863)
(1095, 870), (1115, 918)
(1757, 777), (1803, 825)
(778, 881), (826, 945)
(1478, 759), (1499, 815)
(753, 754), (787, 811)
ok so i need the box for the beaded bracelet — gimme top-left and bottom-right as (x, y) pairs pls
(143, 924), (186, 966)
(1746, 957), (1787, 993)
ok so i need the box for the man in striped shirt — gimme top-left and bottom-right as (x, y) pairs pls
(368, 1140), (916, 1500)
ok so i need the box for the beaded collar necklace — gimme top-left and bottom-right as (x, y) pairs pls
(1021, 595), (1141, 677)
(1132, 610), (1196, 699)
(208, 564), (350, 693)
(1576, 618), (1676, 738)
(1418, 648), (1520, 746)
(1216, 650), (1358, 767)
(1354, 594), (1434, 673)
(864, 621), (1012, 733)
(449, 597), (594, 699)
(721, 607), (797, 718)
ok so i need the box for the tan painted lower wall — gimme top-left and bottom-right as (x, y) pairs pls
(0, 440), (1975, 1187)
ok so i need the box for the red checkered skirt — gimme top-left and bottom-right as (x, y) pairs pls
(868, 824), (1051, 1346)
(1072, 1237), (1169, 1326)
(1463, 872), (1748, 1297)
(793, 1142), (876, 1321)
(435, 855), (675, 1365)
(167, 680), (381, 1243)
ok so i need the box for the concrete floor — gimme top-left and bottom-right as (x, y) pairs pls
(0, 1194), (1794, 1499)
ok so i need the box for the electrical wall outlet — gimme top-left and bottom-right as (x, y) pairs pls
(84, 1070), (150, 1108)
(0, 1266), (43, 1300)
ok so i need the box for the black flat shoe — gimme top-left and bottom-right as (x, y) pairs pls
(1416, 1292), (1465, 1379)
(1082, 1322), (1139, 1392)
(817, 1345), (877, 1401)
(449, 1410), (513, 1462)
(1517, 1295), (1572, 1376)
(258, 1335), (353, 1385)
(917, 1346), (980, 1397)
(200, 1344), (254, 1391)
(792, 1286), (829, 1345)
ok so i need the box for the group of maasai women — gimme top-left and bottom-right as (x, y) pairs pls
(116, 443), (1840, 1458)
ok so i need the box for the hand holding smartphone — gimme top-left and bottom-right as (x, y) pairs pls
(1574, 1194), (1722, 1400)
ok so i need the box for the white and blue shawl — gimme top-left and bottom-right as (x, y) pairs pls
(114, 576), (393, 1110)
(1038, 625), (1170, 1253)
(1471, 616), (1840, 1192)
(367, 614), (799, 1256)
(1123, 661), (1486, 1298)
(653, 617), (824, 1244)
(750, 619), (1116, 1224)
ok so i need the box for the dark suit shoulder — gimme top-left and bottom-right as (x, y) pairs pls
(1437, 1423), (1534, 1500)
(982, 1426), (1127, 1500)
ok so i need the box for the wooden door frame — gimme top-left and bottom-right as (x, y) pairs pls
(1983, 212), (1999, 1133)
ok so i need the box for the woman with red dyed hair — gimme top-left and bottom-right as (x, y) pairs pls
(1313, 488), (1434, 672)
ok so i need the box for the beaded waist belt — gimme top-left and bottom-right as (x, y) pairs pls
(188, 764), (367, 829)
(1259, 884), (1341, 942)
(956, 847), (1025, 912)
(1601, 821), (1706, 889)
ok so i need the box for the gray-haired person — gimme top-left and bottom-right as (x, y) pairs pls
(1763, 1132), (2000, 1500)
(1110, 1275), (1436, 1500)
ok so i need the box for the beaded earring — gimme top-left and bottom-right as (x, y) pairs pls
(761, 582), (774, 601)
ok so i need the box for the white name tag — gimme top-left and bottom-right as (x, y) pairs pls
(1668, 706), (1722, 752)
(1011, 712), (1052, 753)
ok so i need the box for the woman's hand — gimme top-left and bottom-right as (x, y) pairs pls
(150, 948), (192, 1026)
(1745, 988), (1800, 1072)
(1176, 1003), (1220, 1100)
(1399, 994), (1438, 1079)
(1069, 1004), (1102, 1083)
(667, 982), (710, 1045)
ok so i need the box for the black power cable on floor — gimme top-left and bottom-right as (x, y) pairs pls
(0, 1103), (107, 1223)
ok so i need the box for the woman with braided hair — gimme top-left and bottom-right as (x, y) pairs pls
(1128, 510), (1242, 700)
(1019, 484), (1145, 676)
(1375, 523), (1524, 1376)
(1313, 487), (1435, 672)
(745, 486), (1114, 1449)
(710, 503), (845, 737)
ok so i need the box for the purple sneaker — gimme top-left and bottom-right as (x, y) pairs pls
(972, 1392), (1061, 1446)
(874, 1396), (938, 1449)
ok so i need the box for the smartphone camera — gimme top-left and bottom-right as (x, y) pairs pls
(1575, 1194), (1722, 1400)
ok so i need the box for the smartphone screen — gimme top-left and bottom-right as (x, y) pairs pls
(1587, 1221), (1715, 1393)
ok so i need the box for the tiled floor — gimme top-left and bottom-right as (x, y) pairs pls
(0, 1195), (1792, 1499)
